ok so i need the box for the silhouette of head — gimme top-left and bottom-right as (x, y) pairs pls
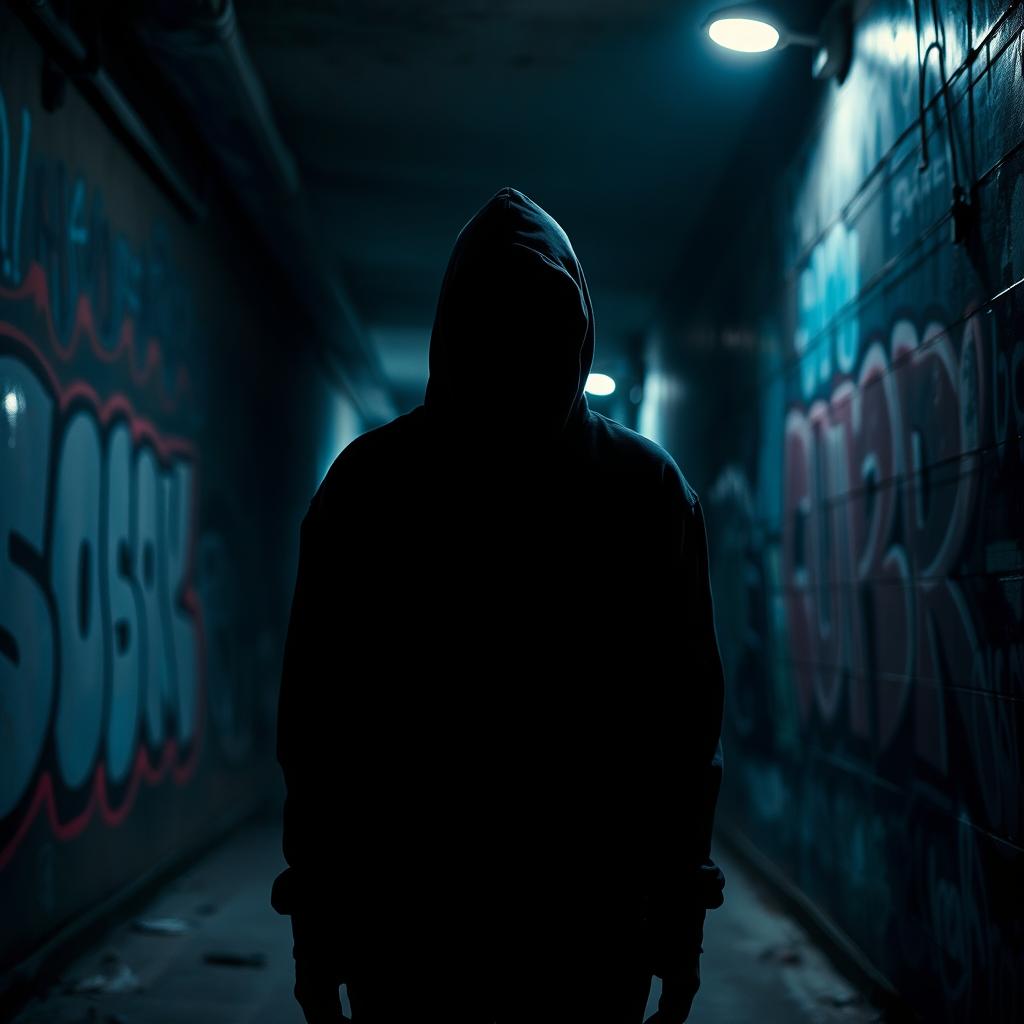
(423, 187), (595, 449)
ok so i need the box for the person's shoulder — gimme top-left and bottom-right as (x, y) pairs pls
(310, 407), (424, 516)
(586, 410), (699, 506)
(335, 408), (419, 467)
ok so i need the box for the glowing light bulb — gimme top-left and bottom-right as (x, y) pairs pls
(708, 17), (781, 52)
(585, 373), (616, 396)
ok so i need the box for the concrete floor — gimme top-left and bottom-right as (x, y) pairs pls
(11, 820), (880, 1023)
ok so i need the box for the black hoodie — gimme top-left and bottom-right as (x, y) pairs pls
(423, 186), (594, 452)
(272, 186), (726, 1002)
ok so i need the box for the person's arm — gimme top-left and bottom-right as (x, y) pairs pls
(676, 494), (726, 913)
(272, 494), (350, 1023)
(645, 469), (726, 1024)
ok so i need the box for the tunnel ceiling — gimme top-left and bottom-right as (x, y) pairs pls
(235, 0), (783, 408)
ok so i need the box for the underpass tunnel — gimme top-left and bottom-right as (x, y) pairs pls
(1, 1), (1021, 1022)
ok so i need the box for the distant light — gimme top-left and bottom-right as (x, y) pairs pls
(585, 373), (616, 396)
(708, 16), (781, 52)
(3, 390), (18, 416)
(812, 45), (830, 77)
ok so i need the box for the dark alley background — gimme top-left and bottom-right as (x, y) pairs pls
(1, 1), (1022, 1021)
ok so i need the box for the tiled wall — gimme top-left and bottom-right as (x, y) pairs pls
(652, 1), (1024, 1018)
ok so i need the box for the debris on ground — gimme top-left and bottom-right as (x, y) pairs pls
(131, 917), (192, 936)
(202, 950), (267, 969)
(758, 944), (804, 966)
(70, 959), (142, 995)
(819, 991), (863, 1008)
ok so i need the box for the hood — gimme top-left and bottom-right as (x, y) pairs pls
(423, 186), (594, 452)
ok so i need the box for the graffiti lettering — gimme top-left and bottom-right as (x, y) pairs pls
(0, 272), (202, 870)
(783, 313), (988, 766)
(795, 222), (860, 398)
(0, 350), (201, 864)
(0, 87), (195, 368)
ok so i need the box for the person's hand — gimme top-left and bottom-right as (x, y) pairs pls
(642, 901), (705, 1024)
(294, 959), (348, 1024)
(643, 962), (700, 1024)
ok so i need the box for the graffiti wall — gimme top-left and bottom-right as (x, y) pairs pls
(655, 0), (1024, 1019)
(0, 15), (346, 975)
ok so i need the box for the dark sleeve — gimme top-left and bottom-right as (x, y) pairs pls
(645, 471), (726, 978)
(680, 496), (726, 911)
(270, 495), (351, 981)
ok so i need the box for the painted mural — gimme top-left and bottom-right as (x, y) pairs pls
(696, 0), (1024, 1020)
(0, 17), (337, 980)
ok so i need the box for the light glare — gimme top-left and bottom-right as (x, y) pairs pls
(708, 17), (781, 52)
(3, 391), (18, 416)
(585, 373), (616, 397)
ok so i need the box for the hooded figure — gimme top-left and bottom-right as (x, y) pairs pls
(272, 187), (726, 1024)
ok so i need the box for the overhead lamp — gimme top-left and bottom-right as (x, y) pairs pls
(703, 2), (852, 82)
(585, 373), (616, 397)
